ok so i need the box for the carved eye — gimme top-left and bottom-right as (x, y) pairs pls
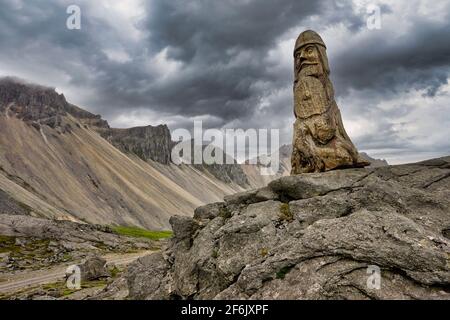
(307, 48), (313, 55)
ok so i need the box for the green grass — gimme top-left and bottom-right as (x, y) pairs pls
(109, 265), (121, 278)
(112, 226), (173, 241)
(0, 237), (56, 272)
(43, 279), (110, 297)
(218, 207), (232, 220)
(260, 247), (269, 257)
(279, 203), (294, 222)
(0, 235), (18, 253)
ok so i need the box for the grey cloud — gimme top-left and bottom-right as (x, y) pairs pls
(331, 17), (450, 98)
(0, 1), (449, 163)
(144, 0), (322, 63)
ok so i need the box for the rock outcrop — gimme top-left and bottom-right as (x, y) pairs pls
(0, 78), (175, 165)
(113, 156), (450, 300)
(98, 125), (174, 165)
(359, 152), (389, 168)
(78, 256), (110, 281)
(0, 190), (30, 216)
(0, 78), (254, 188)
(194, 152), (250, 188)
(0, 77), (109, 131)
(0, 77), (257, 229)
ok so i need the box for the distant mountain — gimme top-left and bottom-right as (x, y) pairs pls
(359, 152), (389, 168)
(1, 77), (387, 230)
(98, 125), (174, 165)
(173, 139), (251, 188)
(0, 77), (263, 229)
(247, 144), (388, 176)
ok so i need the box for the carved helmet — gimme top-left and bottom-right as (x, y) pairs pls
(293, 30), (330, 76)
(294, 30), (326, 56)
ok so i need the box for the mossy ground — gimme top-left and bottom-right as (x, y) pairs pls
(0, 278), (114, 300)
(279, 203), (293, 222)
(43, 279), (110, 297)
(112, 226), (172, 241)
(0, 257), (124, 300)
(260, 247), (269, 257)
(0, 235), (72, 271)
(219, 207), (232, 219)
(109, 265), (121, 278)
(0, 235), (19, 253)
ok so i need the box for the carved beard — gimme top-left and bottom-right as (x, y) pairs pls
(295, 46), (334, 103)
(294, 45), (329, 87)
(299, 64), (322, 77)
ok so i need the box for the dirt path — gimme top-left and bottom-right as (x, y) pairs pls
(0, 250), (153, 294)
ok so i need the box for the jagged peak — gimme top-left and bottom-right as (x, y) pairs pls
(0, 76), (57, 91)
(0, 76), (68, 110)
(0, 76), (109, 129)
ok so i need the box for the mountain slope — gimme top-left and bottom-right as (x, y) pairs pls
(0, 78), (248, 229)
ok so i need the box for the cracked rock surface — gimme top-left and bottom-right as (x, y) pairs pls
(109, 157), (450, 300)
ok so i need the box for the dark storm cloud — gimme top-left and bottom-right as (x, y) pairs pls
(0, 0), (363, 124)
(137, 0), (365, 123)
(145, 0), (322, 62)
(330, 17), (450, 99)
(0, 1), (157, 118)
(0, 1), (450, 163)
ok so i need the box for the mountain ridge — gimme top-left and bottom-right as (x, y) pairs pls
(0, 77), (390, 230)
(0, 77), (259, 229)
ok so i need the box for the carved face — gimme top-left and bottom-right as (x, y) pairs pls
(295, 44), (321, 76)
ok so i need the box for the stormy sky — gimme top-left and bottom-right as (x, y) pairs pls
(0, 0), (449, 164)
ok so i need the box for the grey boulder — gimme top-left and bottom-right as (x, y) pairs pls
(108, 156), (450, 300)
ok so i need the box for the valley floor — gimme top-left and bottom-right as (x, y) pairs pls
(0, 250), (154, 299)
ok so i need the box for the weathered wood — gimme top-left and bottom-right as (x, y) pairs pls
(291, 30), (370, 174)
